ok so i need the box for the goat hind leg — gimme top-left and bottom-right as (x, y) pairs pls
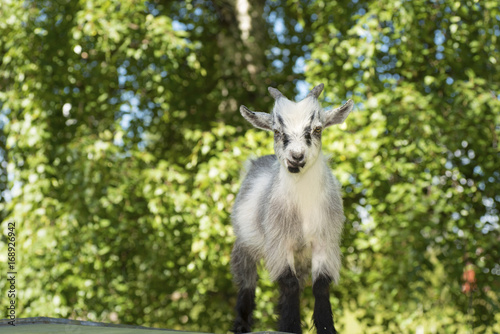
(231, 242), (257, 333)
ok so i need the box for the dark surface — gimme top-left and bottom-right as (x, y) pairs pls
(0, 317), (288, 334)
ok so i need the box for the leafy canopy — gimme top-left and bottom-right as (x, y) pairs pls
(0, 0), (499, 333)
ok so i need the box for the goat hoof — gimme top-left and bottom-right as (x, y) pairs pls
(232, 321), (251, 333)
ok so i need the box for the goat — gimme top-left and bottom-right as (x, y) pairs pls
(230, 83), (353, 334)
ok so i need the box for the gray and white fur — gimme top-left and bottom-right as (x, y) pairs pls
(231, 83), (353, 334)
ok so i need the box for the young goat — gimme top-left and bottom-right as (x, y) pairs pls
(231, 84), (353, 334)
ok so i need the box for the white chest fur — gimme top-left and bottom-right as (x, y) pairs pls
(279, 155), (330, 243)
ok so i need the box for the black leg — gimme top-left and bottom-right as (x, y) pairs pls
(231, 243), (257, 333)
(278, 267), (302, 334)
(233, 287), (256, 333)
(312, 275), (337, 334)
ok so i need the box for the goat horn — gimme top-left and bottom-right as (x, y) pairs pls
(268, 87), (284, 100)
(307, 83), (324, 99)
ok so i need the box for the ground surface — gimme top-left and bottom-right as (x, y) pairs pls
(0, 317), (281, 334)
(0, 317), (203, 334)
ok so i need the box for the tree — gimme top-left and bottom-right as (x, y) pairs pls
(0, 0), (499, 333)
(305, 0), (500, 332)
(0, 0), (302, 331)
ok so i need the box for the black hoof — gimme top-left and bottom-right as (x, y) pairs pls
(232, 318), (251, 333)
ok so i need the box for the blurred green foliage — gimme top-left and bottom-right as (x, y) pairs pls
(0, 0), (499, 333)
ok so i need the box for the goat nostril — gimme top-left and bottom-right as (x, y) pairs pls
(292, 153), (304, 161)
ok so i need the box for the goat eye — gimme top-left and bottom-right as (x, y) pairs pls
(314, 127), (322, 133)
(274, 129), (280, 136)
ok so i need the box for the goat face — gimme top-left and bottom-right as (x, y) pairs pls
(240, 83), (354, 174)
(271, 97), (323, 174)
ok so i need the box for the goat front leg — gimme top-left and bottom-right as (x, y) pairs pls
(313, 274), (336, 334)
(311, 241), (340, 334)
(277, 267), (302, 334)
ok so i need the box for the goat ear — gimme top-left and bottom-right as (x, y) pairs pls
(307, 83), (324, 99)
(240, 105), (273, 131)
(324, 99), (354, 127)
